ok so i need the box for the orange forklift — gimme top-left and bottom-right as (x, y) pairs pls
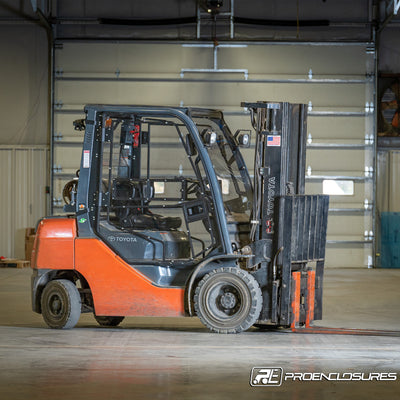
(31, 102), (329, 333)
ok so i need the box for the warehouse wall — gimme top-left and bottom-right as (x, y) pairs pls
(51, 41), (375, 268)
(0, 24), (48, 145)
(1, 0), (400, 264)
(52, 0), (373, 42)
(377, 150), (400, 213)
(379, 27), (400, 72)
(0, 2), (399, 148)
(0, 146), (48, 259)
(0, 23), (49, 258)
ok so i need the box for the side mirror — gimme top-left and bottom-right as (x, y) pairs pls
(185, 134), (197, 156)
(234, 129), (251, 148)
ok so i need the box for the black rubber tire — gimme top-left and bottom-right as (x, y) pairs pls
(41, 279), (81, 329)
(194, 267), (262, 334)
(94, 315), (125, 327)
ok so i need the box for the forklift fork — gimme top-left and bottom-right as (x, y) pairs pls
(290, 270), (315, 329)
(275, 194), (329, 327)
(289, 269), (400, 336)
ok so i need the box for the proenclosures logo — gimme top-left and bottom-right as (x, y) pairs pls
(250, 367), (397, 387)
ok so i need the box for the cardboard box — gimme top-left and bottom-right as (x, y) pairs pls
(25, 228), (36, 262)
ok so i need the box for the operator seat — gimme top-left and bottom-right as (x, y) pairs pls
(111, 178), (182, 230)
(126, 212), (182, 230)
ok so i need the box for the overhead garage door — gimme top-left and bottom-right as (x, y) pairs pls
(52, 41), (376, 268)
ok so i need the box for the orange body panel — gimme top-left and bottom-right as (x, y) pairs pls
(75, 238), (186, 317)
(34, 218), (76, 270)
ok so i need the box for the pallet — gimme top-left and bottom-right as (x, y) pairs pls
(0, 259), (30, 269)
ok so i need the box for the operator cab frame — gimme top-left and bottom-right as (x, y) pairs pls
(71, 105), (252, 286)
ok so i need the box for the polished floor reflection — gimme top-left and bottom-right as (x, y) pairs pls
(0, 268), (399, 399)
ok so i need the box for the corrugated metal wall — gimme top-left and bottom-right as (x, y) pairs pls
(0, 25), (48, 145)
(376, 150), (400, 268)
(0, 146), (48, 259)
(377, 150), (400, 213)
(52, 41), (376, 267)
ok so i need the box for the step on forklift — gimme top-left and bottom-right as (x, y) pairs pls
(31, 101), (329, 333)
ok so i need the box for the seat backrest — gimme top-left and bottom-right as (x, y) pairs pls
(111, 178), (140, 204)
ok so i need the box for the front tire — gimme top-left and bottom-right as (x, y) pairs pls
(194, 267), (262, 334)
(41, 279), (81, 329)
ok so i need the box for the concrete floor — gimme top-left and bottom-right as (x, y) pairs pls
(0, 268), (399, 400)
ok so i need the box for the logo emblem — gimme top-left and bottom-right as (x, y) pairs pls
(250, 367), (283, 387)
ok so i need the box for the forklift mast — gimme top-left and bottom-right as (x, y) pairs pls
(245, 102), (307, 242)
(243, 102), (329, 327)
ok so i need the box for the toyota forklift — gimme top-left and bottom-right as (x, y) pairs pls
(31, 102), (329, 333)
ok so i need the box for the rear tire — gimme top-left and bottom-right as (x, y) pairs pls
(41, 279), (81, 329)
(94, 315), (125, 327)
(194, 267), (262, 334)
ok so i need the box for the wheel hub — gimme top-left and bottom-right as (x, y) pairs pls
(219, 292), (237, 309)
(50, 294), (62, 316)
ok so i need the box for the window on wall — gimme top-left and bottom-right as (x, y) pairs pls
(323, 180), (354, 196)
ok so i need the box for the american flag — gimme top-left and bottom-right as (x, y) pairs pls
(267, 135), (281, 147)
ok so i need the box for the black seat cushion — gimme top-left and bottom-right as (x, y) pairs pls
(126, 213), (182, 230)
